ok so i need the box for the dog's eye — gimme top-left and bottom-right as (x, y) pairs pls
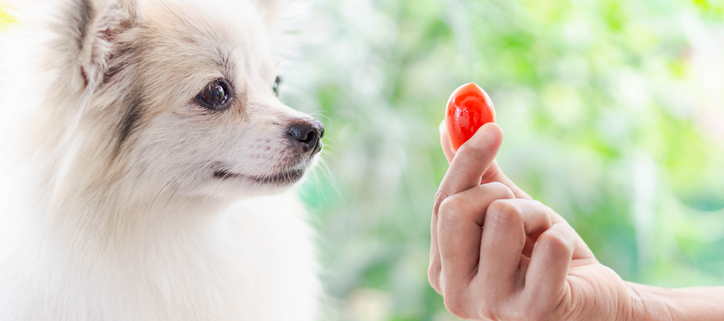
(273, 76), (281, 97)
(196, 79), (233, 110)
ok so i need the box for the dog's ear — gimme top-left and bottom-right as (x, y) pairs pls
(251, 0), (296, 28)
(68, 0), (139, 90)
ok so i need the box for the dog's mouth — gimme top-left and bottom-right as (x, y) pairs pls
(213, 168), (306, 186)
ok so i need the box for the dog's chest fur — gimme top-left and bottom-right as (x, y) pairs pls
(0, 195), (319, 321)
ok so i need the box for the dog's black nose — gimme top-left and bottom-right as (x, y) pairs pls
(287, 119), (324, 155)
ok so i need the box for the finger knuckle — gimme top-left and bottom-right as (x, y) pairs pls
(535, 200), (555, 215)
(539, 227), (573, 256)
(529, 200), (554, 226)
(484, 181), (515, 199)
(531, 199), (546, 209)
(443, 293), (472, 319)
(427, 263), (442, 294)
(438, 195), (468, 222)
(433, 190), (450, 215)
(543, 207), (556, 227)
(485, 181), (507, 192)
(488, 198), (516, 214)
(487, 199), (522, 228)
(475, 304), (498, 321)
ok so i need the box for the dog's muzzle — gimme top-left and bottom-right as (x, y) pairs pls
(287, 119), (324, 155)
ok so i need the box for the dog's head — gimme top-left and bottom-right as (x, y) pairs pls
(33, 0), (322, 201)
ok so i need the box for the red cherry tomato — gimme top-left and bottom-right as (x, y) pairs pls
(445, 82), (496, 152)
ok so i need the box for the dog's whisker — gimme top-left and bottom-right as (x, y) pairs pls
(150, 180), (174, 213)
(309, 112), (332, 125)
(160, 184), (181, 218)
(317, 158), (342, 201)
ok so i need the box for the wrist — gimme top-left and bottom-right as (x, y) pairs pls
(625, 282), (724, 321)
(624, 282), (673, 321)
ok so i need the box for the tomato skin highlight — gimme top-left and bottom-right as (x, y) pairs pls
(445, 83), (496, 151)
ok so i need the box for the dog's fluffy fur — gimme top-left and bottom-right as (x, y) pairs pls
(0, 0), (321, 320)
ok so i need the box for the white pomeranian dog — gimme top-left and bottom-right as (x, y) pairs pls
(0, 0), (322, 320)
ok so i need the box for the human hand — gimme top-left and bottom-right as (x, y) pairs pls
(436, 122), (530, 202)
(429, 123), (636, 321)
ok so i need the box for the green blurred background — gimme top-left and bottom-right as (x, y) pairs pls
(3, 0), (724, 320)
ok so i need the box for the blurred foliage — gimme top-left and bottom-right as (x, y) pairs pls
(2, 0), (724, 320)
(283, 0), (724, 320)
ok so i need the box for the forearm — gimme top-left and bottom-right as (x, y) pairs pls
(627, 282), (724, 321)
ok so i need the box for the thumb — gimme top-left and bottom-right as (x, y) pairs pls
(439, 121), (503, 164)
(473, 124), (531, 199)
(440, 121), (532, 200)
